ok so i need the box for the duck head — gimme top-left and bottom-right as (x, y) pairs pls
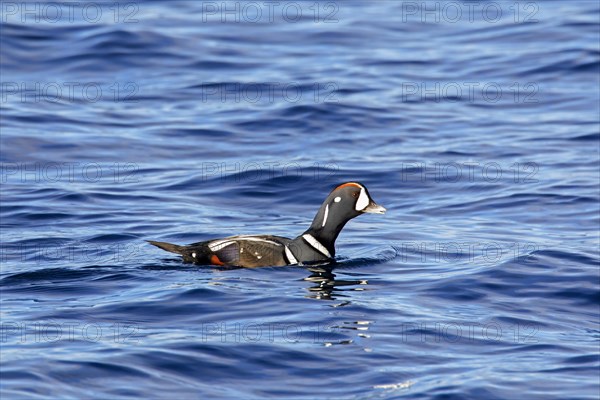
(303, 182), (386, 257)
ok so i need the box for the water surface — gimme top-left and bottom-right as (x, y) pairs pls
(1, 1), (599, 399)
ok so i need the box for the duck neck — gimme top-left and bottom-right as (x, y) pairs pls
(302, 202), (349, 257)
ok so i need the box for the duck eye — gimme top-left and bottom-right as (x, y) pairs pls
(352, 192), (358, 198)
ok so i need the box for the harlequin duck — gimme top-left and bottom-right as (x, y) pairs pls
(148, 182), (385, 268)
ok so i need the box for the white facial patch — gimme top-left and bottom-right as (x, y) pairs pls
(322, 204), (329, 227)
(334, 196), (341, 203)
(355, 187), (369, 211)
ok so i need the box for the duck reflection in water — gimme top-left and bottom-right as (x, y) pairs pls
(303, 265), (368, 301)
(142, 260), (370, 302)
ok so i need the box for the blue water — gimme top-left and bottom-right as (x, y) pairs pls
(1, 1), (599, 399)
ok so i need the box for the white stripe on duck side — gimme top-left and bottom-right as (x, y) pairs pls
(302, 234), (332, 258)
(284, 246), (298, 264)
(208, 236), (282, 252)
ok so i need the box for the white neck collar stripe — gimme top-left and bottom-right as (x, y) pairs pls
(302, 234), (332, 258)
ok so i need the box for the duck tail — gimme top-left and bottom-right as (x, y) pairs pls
(147, 240), (184, 254)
